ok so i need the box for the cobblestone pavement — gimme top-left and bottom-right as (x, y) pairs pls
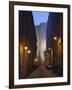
(28, 65), (57, 78)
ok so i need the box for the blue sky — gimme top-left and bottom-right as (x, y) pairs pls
(32, 11), (49, 26)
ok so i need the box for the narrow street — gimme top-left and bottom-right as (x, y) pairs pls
(28, 65), (56, 78)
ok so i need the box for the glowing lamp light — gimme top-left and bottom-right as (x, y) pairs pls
(54, 37), (57, 40)
(35, 58), (38, 62)
(28, 50), (31, 54)
(24, 46), (28, 50)
(34, 58), (38, 62)
(48, 48), (51, 50)
(34, 58), (38, 63)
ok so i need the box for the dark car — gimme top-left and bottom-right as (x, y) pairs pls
(45, 64), (58, 70)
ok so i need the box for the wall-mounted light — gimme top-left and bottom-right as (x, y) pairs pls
(53, 37), (57, 40)
(24, 46), (28, 50)
(48, 48), (51, 50)
(34, 58), (38, 63)
(28, 50), (31, 54)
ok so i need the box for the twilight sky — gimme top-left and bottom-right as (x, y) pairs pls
(32, 11), (49, 26)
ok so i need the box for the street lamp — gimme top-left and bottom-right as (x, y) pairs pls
(28, 50), (31, 54)
(35, 58), (38, 62)
(34, 58), (38, 63)
(24, 46), (28, 50)
(53, 37), (57, 40)
(48, 48), (51, 50)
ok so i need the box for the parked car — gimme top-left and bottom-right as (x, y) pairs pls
(45, 64), (58, 70)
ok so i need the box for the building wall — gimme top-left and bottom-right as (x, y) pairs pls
(19, 11), (37, 78)
(46, 12), (63, 75)
(46, 12), (63, 48)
